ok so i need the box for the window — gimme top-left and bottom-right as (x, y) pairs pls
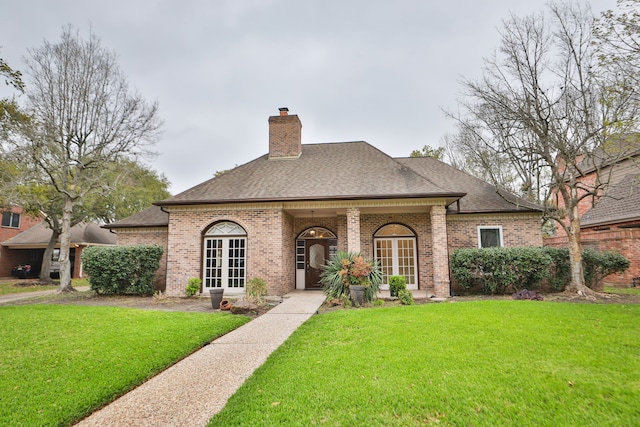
(374, 224), (418, 289)
(2, 212), (20, 228)
(203, 222), (247, 290)
(478, 226), (503, 248)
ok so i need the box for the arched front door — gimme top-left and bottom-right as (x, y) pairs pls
(295, 227), (337, 290)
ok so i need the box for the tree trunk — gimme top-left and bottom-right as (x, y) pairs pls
(57, 196), (76, 293)
(39, 228), (60, 284)
(564, 213), (592, 295)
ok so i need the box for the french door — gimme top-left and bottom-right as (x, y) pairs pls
(203, 237), (246, 290)
(375, 237), (417, 289)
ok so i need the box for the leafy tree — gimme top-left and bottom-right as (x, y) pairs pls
(409, 144), (445, 159)
(12, 26), (161, 292)
(446, 2), (639, 295)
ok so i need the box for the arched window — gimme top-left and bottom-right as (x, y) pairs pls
(203, 221), (247, 291)
(374, 224), (418, 289)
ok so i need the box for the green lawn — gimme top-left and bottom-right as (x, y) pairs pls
(210, 301), (640, 426)
(605, 285), (640, 296)
(0, 304), (250, 426)
(0, 278), (58, 295)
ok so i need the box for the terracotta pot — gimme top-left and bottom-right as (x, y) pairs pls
(219, 300), (232, 310)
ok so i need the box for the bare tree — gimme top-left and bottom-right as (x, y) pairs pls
(17, 26), (161, 292)
(446, 2), (638, 295)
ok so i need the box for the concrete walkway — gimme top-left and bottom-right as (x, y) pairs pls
(76, 290), (327, 427)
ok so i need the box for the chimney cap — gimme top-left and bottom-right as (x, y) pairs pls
(278, 107), (289, 116)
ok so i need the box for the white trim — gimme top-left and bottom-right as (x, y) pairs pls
(477, 225), (504, 248)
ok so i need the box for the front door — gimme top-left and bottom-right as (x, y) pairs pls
(305, 239), (328, 289)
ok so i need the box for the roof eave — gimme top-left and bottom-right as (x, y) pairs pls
(154, 193), (468, 207)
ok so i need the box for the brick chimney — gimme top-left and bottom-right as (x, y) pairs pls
(268, 107), (302, 159)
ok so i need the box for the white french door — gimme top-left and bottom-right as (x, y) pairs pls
(375, 237), (418, 289)
(203, 237), (246, 290)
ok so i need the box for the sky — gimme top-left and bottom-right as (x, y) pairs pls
(0, 0), (616, 194)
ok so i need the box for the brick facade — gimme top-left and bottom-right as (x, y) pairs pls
(0, 207), (43, 277)
(119, 204), (543, 297)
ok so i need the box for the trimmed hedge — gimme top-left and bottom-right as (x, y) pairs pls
(451, 247), (629, 295)
(451, 247), (551, 295)
(81, 245), (163, 296)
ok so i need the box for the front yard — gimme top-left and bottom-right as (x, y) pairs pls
(210, 301), (640, 426)
(0, 304), (249, 426)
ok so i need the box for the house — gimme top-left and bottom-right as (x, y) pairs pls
(0, 206), (42, 277)
(545, 136), (640, 286)
(105, 108), (543, 297)
(1, 222), (116, 278)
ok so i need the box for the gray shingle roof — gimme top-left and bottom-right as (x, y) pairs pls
(2, 222), (116, 247)
(581, 174), (640, 227)
(158, 142), (463, 205)
(103, 205), (169, 229)
(396, 157), (541, 213)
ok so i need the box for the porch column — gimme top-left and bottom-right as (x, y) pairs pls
(430, 205), (451, 298)
(346, 207), (361, 253)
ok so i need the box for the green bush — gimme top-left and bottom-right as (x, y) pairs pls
(451, 247), (551, 295)
(542, 247), (629, 291)
(582, 249), (630, 289)
(246, 277), (268, 304)
(81, 245), (163, 296)
(388, 275), (406, 297)
(397, 288), (414, 305)
(186, 278), (201, 297)
(452, 246), (630, 294)
(320, 251), (382, 303)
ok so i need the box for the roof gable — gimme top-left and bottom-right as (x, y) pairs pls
(582, 174), (640, 227)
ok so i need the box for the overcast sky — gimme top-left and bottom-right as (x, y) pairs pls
(1, 0), (615, 194)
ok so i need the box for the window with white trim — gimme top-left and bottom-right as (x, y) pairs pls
(478, 226), (503, 248)
(2, 212), (20, 228)
(203, 222), (247, 290)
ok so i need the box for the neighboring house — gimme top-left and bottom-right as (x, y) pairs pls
(1, 222), (116, 278)
(545, 137), (640, 286)
(0, 207), (42, 277)
(105, 108), (543, 297)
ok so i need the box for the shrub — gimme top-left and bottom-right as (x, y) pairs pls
(397, 289), (414, 305)
(320, 251), (382, 303)
(451, 247), (551, 295)
(388, 275), (406, 297)
(513, 289), (544, 301)
(82, 245), (163, 296)
(246, 277), (267, 304)
(185, 278), (201, 297)
(583, 249), (630, 290)
(542, 247), (629, 291)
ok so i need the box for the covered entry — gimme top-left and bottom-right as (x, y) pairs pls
(295, 227), (337, 289)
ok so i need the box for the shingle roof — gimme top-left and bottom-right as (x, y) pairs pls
(103, 205), (169, 229)
(2, 222), (116, 247)
(396, 157), (541, 213)
(157, 142), (463, 205)
(581, 174), (640, 227)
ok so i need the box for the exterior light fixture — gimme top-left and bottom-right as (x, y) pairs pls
(310, 210), (316, 237)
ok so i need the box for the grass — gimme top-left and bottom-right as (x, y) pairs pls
(605, 285), (640, 296)
(0, 304), (250, 426)
(0, 277), (90, 295)
(210, 301), (640, 426)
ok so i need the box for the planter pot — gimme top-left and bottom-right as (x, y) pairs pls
(350, 285), (366, 305)
(209, 288), (224, 310)
(220, 300), (232, 311)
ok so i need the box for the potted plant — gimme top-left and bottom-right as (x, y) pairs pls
(320, 251), (382, 305)
(388, 275), (406, 298)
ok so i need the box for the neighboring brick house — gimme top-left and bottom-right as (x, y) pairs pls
(1, 222), (116, 278)
(0, 207), (42, 277)
(106, 108), (543, 297)
(545, 138), (640, 286)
